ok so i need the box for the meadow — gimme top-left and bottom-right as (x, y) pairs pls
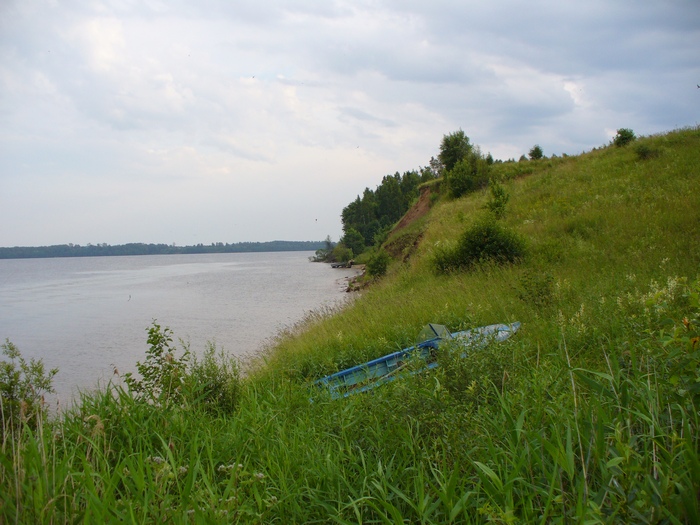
(2, 127), (699, 523)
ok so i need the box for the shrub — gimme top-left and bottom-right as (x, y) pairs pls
(613, 128), (636, 147)
(366, 250), (391, 278)
(455, 218), (526, 266)
(445, 149), (490, 199)
(187, 342), (241, 414)
(484, 179), (510, 219)
(635, 143), (661, 160)
(331, 243), (353, 263)
(0, 339), (57, 436)
(123, 321), (189, 407)
(433, 218), (526, 273)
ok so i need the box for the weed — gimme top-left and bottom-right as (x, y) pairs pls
(1, 340), (57, 438)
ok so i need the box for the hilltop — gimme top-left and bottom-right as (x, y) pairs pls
(3, 127), (700, 523)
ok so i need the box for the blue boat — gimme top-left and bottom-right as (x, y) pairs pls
(315, 322), (521, 399)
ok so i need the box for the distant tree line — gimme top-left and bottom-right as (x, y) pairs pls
(0, 240), (326, 260)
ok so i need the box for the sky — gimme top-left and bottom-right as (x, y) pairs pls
(1, 0), (698, 247)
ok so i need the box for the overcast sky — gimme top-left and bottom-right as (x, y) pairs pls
(1, 0), (698, 247)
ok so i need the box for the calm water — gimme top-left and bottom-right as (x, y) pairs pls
(0, 252), (358, 404)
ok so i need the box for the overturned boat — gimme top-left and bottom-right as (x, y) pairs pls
(315, 322), (521, 399)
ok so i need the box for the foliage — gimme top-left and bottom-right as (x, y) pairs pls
(366, 250), (391, 278)
(484, 179), (510, 219)
(123, 321), (189, 407)
(635, 142), (661, 160)
(186, 342), (241, 414)
(3, 127), (700, 524)
(341, 171), (421, 252)
(528, 144), (544, 160)
(309, 235), (335, 262)
(340, 227), (365, 257)
(438, 129), (472, 172)
(613, 127), (636, 147)
(516, 269), (555, 307)
(445, 148), (490, 198)
(331, 243), (353, 263)
(0, 340), (57, 436)
(433, 217), (526, 273)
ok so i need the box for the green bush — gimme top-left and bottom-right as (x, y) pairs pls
(433, 217), (526, 273)
(124, 322), (241, 413)
(445, 150), (490, 198)
(123, 321), (189, 407)
(455, 218), (526, 266)
(0, 340), (57, 437)
(484, 179), (510, 219)
(635, 142), (661, 160)
(613, 128), (636, 147)
(331, 243), (353, 263)
(366, 250), (391, 278)
(187, 342), (241, 414)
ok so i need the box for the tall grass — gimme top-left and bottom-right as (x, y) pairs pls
(2, 127), (699, 523)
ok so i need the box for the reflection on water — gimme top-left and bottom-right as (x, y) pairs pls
(0, 252), (358, 405)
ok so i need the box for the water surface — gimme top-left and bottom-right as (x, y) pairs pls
(0, 252), (357, 404)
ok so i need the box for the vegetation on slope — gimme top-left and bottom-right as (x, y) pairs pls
(2, 127), (700, 523)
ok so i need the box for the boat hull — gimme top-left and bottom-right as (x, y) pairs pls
(315, 322), (520, 399)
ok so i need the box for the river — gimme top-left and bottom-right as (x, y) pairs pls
(0, 252), (358, 406)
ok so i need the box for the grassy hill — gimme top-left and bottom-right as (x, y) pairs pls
(3, 127), (700, 523)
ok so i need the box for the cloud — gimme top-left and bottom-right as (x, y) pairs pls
(1, 0), (699, 246)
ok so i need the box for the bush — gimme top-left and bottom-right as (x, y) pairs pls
(455, 218), (526, 266)
(433, 218), (526, 273)
(124, 322), (241, 413)
(613, 128), (636, 147)
(484, 179), (510, 219)
(366, 250), (391, 278)
(445, 150), (490, 199)
(635, 143), (661, 160)
(331, 243), (353, 263)
(187, 342), (241, 414)
(123, 321), (189, 407)
(1, 339), (57, 436)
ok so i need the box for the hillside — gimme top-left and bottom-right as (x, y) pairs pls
(3, 127), (700, 523)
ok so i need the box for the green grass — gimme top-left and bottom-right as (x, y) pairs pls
(2, 127), (700, 523)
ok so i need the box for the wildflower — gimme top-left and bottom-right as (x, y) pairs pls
(255, 472), (265, 480)
(178, 466), (188, 476)
(147, 456), (165, 465)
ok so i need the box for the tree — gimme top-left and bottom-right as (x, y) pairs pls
(529, 145), (544, 160)
(439, 130), (472, 172)
(341, 228), (365, 257)
(375, 174), (403, 225)
(613, 128), (636, 147)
